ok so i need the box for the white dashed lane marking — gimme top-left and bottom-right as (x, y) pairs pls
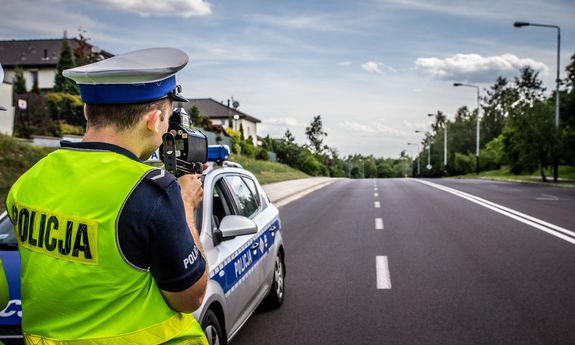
(374, 201), (381, 208)
(375, 218), (384, 230)
(374, 192), (379, 197)
(376, 256), (392, 289)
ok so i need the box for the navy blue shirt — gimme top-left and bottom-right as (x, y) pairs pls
(60, 141), (206, 292)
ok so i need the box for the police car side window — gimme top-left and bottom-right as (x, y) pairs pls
(241, 177), (261, 207)
(223, 176), (259, 218)
(212, 180), (232, 229)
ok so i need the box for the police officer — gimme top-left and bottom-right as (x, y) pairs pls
(5, 48), (209, 344)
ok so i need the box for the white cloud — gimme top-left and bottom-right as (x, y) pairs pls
(96, 0), (212, 17)
(248, 14), (343, 32)
(361, 61), (397, 74)
(385, 0), (574, 24)
(414, 53), (549, 83)
(0, 0), (111, 39)
(402, 120), (427, 130)
(338, 121), (404, 137)
(338, 61), (352, 66)
(267, 117), (303, 127)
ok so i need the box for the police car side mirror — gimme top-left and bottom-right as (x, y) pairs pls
(215, 215), (257, 241)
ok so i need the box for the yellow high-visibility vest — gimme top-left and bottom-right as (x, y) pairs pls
(6, 147), (207, 344)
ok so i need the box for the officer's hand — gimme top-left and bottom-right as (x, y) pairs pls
(178, 174), (203, 210)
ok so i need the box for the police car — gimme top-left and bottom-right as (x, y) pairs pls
(0, 145), (286, 345)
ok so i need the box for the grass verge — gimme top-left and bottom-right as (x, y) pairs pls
(229, 154), (309, 185)
(452, 165), (575, 186)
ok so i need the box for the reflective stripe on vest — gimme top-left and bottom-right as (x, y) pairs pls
(7, 148), (207, 343)
(24, 314), (208, 345)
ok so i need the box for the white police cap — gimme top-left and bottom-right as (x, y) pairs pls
(63, 47), (189, 104)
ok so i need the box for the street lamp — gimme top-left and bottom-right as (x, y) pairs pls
(429, 113), (447, 168)
(407, 142), (420, 176)
(415, 130), (431, 170)
(405, 149), (415, 177)
(233, 114), (240, 132)
(514, 21), (561, 183)
(453, 82), (480, 174)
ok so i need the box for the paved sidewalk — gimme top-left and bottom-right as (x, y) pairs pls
(262, 177), (342, 207)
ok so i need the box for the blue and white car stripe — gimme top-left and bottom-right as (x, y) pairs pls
(210, 219), (280, 296)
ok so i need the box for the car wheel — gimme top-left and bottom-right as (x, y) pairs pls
(201, 309), (225, 345)
(263, 253), (285, 309)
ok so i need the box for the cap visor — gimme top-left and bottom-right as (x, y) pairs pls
(172, 94), (188, 103)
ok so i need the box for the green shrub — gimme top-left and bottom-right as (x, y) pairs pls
(255, 147), (269, 161)
(480, 134), (505, 171)
(0, 134), (56, 212)
(453, 152), (475, 175)
(240, 140), (256, 159)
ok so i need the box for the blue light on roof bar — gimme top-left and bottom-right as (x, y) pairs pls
(207, 145), (230, 162)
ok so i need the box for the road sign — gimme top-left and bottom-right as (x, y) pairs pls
(18, 99), (27, 110)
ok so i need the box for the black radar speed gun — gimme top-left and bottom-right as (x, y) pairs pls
(160, 108), (208, 177)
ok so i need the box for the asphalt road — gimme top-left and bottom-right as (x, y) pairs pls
(232, 178), (575, 345)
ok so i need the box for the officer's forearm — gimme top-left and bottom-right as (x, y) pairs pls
(184, 208), (207, 268)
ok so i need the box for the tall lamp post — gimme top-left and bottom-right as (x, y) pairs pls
(514, 21), (561, 183)
(405, 149), (415, 177)
(233, 114), (240, 132)
(415, 130), (431, 170)
(453, 82), (480, 174)
(407, 142), (420, 176)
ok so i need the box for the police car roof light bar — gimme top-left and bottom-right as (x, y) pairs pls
(207, 145), (231, 163)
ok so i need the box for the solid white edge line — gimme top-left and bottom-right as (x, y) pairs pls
(414, 180), (575, 245)
(375, 218), (384, 230)
(417, 180), (575, 239)
(376, 256), (392, 289)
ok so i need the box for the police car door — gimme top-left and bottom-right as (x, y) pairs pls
(211, 176), (262, 331)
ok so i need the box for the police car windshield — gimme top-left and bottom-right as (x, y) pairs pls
(0, 213), (18, 249)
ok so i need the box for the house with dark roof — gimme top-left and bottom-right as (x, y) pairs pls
(188, 98), (261, 145)
(0, 38), (113, 91)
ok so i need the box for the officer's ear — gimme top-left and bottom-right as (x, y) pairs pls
(146, 109), (163, 134)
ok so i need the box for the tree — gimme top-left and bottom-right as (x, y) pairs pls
(565, 53), (575, 91)
(73, 27), (102, 67)
(53, 31), (78, 94)
(12, 67), (27, 94)
(560, 54), (575, 165)
(284, 129), (295, 144)
(503, 67), (551, 180)
(431, 110), (447, 133)
(31, 78), (40, 94)
(481, 77), (517, 146)
(305, 115), (327, 156)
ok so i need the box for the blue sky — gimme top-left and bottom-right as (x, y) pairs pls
(2, 0), (574, 158)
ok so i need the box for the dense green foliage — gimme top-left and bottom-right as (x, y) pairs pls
(12, 68), (27, 94)
(53, 32), (79, 94)
(0, 134), (56, 212)
(413, 54), (575, 182)
(13, 32), (90, 138)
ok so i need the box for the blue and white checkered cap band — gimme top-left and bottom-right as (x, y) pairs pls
(79, 75), (177, 104)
